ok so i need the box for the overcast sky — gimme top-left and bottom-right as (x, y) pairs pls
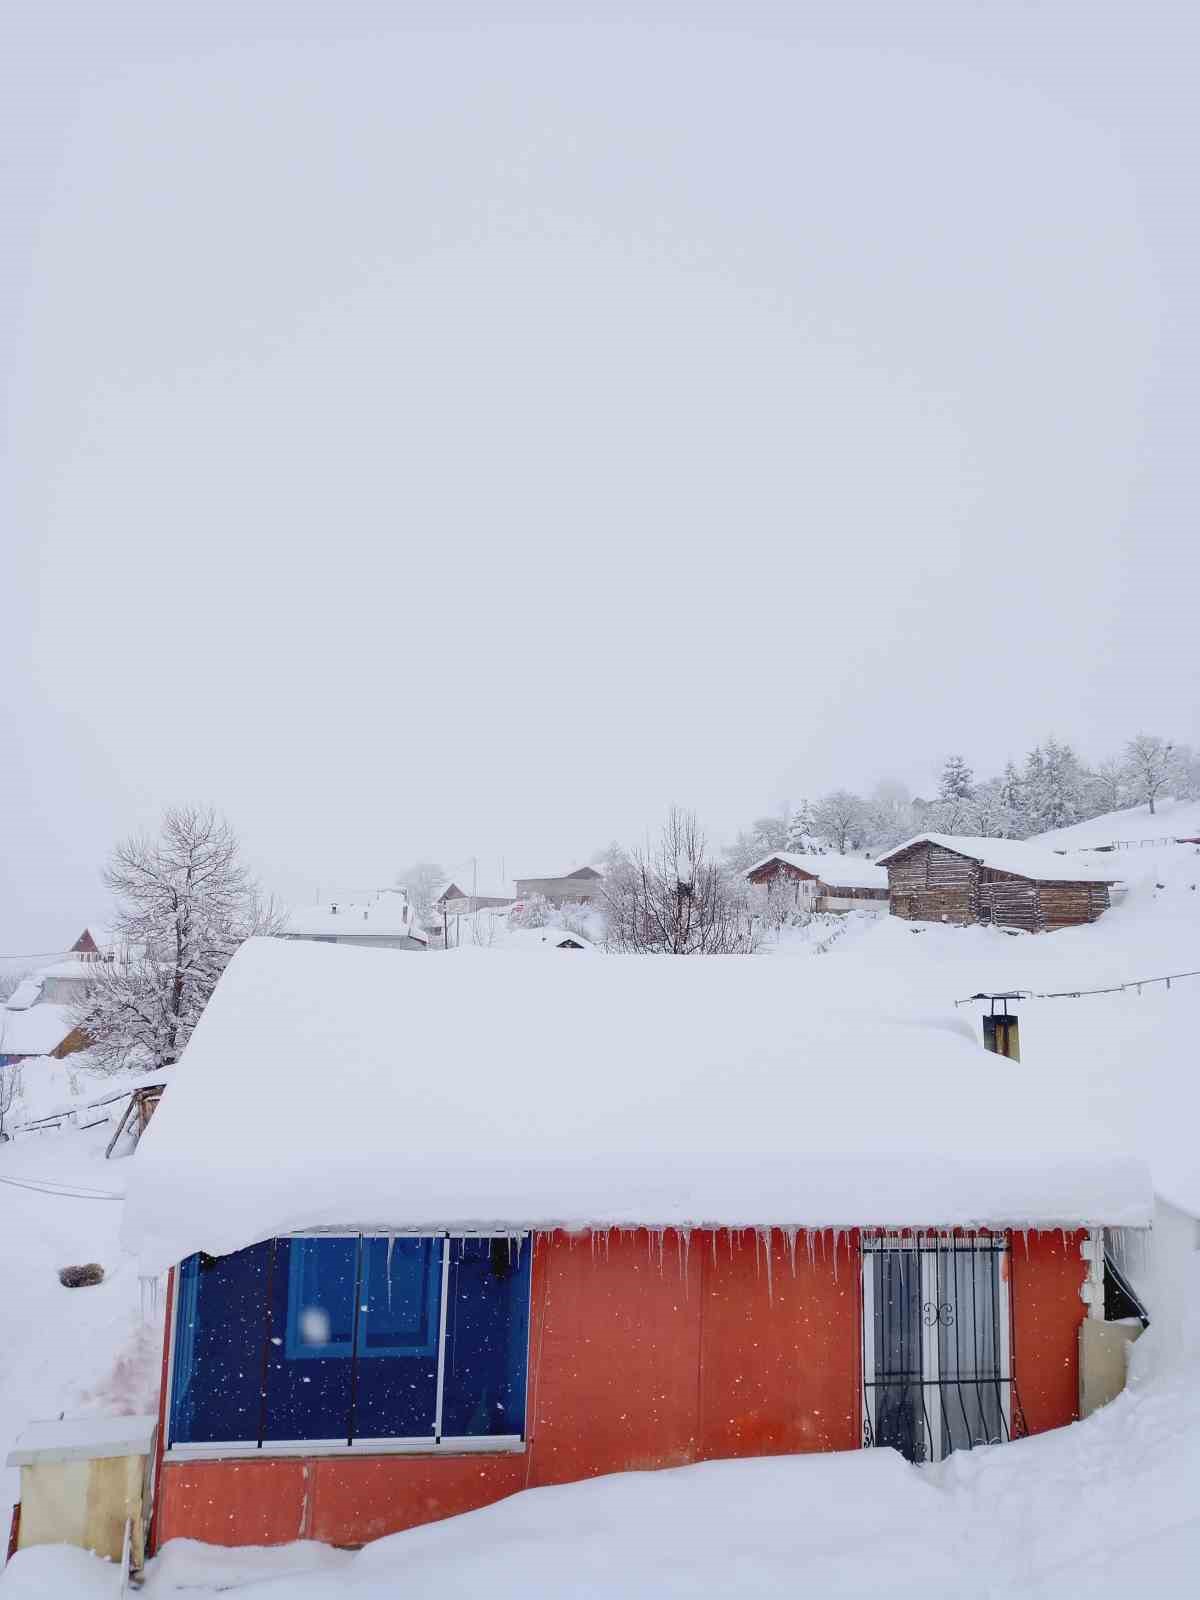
(2, 2), (1196, 952)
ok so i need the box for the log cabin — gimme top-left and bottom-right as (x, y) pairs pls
(117, 939), (1150, 1552)
(876, 835), (1118, 932)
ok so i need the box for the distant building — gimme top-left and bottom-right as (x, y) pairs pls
(876, 835), (1117, 932)
(744, 852), (888, 912)
(434, 881), (514, 916)
(281, 890), (428, 951)
(513, 865), (604, 906)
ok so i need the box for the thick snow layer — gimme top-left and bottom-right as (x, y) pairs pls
(876, 833), (1120, 883)
(2, 978), (44, 1012)
(121, 937), (1151, 1272)
(744, 850), (887, 889)
(0, 1003), (74, 1057)
(284, 889), (425, 941)
(5, 1350), (1200, 1597)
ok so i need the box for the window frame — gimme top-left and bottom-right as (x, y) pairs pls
(860, 1230), (1012, 1463)
(163, 1230), (531, 1462)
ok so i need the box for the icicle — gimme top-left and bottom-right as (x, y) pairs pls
(758, 1228), (774, 1304)
(138, 1274), (161, 1326)
(386, 1231), (395, 1310)
(784, 1226), (798, 1279)
(676, 1227), (691, 1285)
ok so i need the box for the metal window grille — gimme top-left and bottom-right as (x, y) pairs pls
(861, 1232), (1022, 1464)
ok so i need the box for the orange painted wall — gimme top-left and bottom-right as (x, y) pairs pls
(154, 1226), (1078, 1550)
(1010, 1228), (1087, 1437)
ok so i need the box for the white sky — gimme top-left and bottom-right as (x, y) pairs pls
(2, 2), (1197, 953)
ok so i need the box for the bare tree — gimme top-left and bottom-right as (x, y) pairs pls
(1124, 734), (1175, 816)
(603, 808), (755, 954)
(76, 806), (282, 1073)
(812, 790), (866, 855)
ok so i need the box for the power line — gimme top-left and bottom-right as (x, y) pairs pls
(0, 1172), (124, 1200)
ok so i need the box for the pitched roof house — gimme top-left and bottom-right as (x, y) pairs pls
(282, 890), (428, 951)
(744, 852), (888, 909)
(122, 940), (1149, 1553)
(876, 835), (1118, 932)
(513, 865), (604, 905)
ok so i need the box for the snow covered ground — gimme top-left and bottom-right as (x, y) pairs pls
(3, 1337), (1199, 1596)
(1, 801), (1197, 1594)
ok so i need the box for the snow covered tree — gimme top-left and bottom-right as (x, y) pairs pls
(395, 860), (446, 919)
(0, 1060), (17, 1141)
(785, 800), (823, 854)
(1032, 737), (1086, 832)
(1088, 758), (1128, 815)
(508, 892), (554, 929)
(938, 755), (975, 803)
(965, 778), (1013, 838)
(997, 761), (1028, 836)
(721, 814), (788, 872)
(604, 808), (754, 954)
(76, 806), (281, 1073)
(811, 790), (866, 855)
(1123, 734), (1175, 815)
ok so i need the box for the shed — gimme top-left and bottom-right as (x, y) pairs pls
(876, 835), (1118, 932)
(120, 940), (1150, 1552)
(744, 852), (888, 912)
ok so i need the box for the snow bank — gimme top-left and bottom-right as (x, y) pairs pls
(5, 1357), (1200, 1597)
(121, 938), (1151, 1273)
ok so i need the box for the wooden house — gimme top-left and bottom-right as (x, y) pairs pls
(513, 865), (604, 906)
(876, 835), (1117, 932)
(744, 852), (888, 912)
(117, 940), (1150, 1553)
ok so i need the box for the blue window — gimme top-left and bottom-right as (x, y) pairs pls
(168, 1234), (531, 1450)
(170, 1244), (271, 1445)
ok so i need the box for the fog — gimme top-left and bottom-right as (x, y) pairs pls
(2, 2), (1196, 952)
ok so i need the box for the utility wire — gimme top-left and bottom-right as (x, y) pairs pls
(957, 966), (1200, 1006)
(0, 1172), (124, 1200)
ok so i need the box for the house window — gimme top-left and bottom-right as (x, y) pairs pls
(861, 1232), (1012, 1463)
(168, 1234), (531, 1453)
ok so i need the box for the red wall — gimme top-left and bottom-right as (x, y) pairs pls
(1010, 1228), (1087, 1439)
(154, 1227), (1081, 1549)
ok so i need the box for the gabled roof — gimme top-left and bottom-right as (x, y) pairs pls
(121, 938), (1150, 1273)
(514, 864), (603, 884)
(875, 835), (1119, 885)
(744, 852), (887, 891)
(70, 929), (100, 955)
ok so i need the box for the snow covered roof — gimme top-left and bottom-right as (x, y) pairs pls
(3, 976), (44, 1011)
(121, 938), (1151, 1272)
(0, 1002), (75, 1057)
(744, 852), (887, 890)
(284, 889), (427, 942)
(876, 834), (1120, 884)
(498, 927), (595, 952)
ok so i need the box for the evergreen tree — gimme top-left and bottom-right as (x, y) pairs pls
(938, 754), (975, 802)
(785, 800), (822, 854)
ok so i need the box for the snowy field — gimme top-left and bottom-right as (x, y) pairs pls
(1, 801), (1198, 1594)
